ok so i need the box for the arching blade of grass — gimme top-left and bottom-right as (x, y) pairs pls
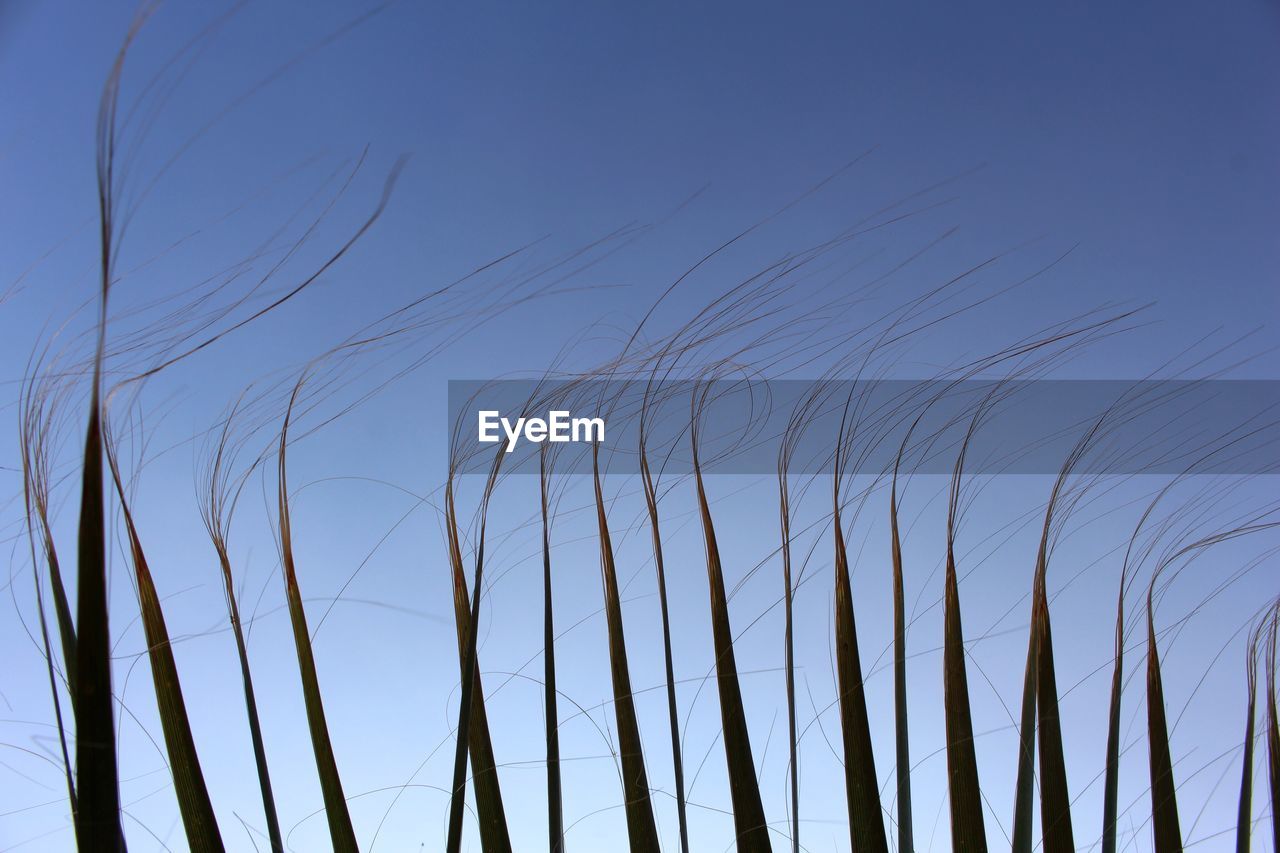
(30, 557), (78, 816)
(21, 411), (78, 698)
(1266, 611), (1279, 853)
(278, 390), (359, 853)
(832, 507), (888, 853)
(778, 465), (800, 853)
(104, 436), (225, 852)
(690, 445), (772, 851)
(1101, 578), (1125, 853)
(20, 376), (79, 818)
(639, 439), (689, 853)
(212, 540), (284, 852)
(943, 418), (987, 853)
(443, 482), (513, 853)
(75, 392), (122, 850)
(444, 403), (527, 853)
(591, 446), (662, 850)
(1145, 593), (1183, 853)
(1015, 426), (1100, 853)
(202, 405), (284, 853)
(941, 544), (987, 853)
(74, 16), (141, 846)
(889, 484), (914, 853)
(1010, 566), (1040, 853)
(1010, 547), (1085, 853)
(1144, 518), (1279, 853)
(1235, 622), (1260, 853)
(1033, 596), (1074, 853)
(539, 449), (564, 853)
(37, 541), (76, 700)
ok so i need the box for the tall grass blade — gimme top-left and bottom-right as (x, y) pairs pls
(443, 482), (513, 853)
(640, 443), (689, 853)
(35, 574), (78, 811)
(890, 485), (914, 853)
(942, 545), (988, 853)
(943, 421), (987, 853)
(39, 540), (78, 702)
(691, 450), (772, 851)
(1266, 613), (1279, 853)
(1010, 578), (1038, 853)
(1101, 568), (1127, 853)
(1145, 597), (1183, 853)
(278, 393), (359, 853)
(779, 469), (800, 853)
(73, 17), (143, 846)
(1235, 624), (1259, 853)
(22, 441), (78, 699)
(105, 441), (225, 852)
(444, 429), (517, 853)
(1016, 452), (1085, 853)
(202, 408), (284, 852)
(591, 447), (662, 850)
(1033, 597), (1074, 853)
(214, 543), (284, 852)
(75, 395), (122, 851)
(832, 508), (888, 853)
(540, 450), (564, 853)
(21, 384), (79, 819)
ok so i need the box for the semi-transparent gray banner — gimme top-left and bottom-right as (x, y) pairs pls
(446, 380), (1280, 476)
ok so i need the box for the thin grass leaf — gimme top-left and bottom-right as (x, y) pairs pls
(443, 481), (513, 853)
(73, 17), (143, 846)
(36, 534), (78, 699)
(540, 448), (565, 853)
(1143, 519), (1280, 853)
(943, 418), (987, 853)
(43, 543), (78, 701)
(941, 545), (987, 853)
(1033, 596), (1074, 853)
(639, 438), (689, 853)
(21, 379), (79, 819)
(832, 507), (888, 853)
(778, 465), (800, 853)
(1235, 623), (1260, 853)
(1145, 596), (1183, 853)
(591, 447), (662, 850)
(1010, 570), (1039, 853)
(75, 392), (122, 851)
(889, 484), (914, 853)
(1016, 433), (1096, 853)
(21, 420), (78, 700)
(690, 433), (771, 851)
(105, 438), (224, 852)
(278, 390), (359, 853)
(1019, 411), (1106, 851)
(1103, 509), (1149, 853)
(1266, 611), (1279, 853)
(214, 542), (284, 853)
(445, 417), (519, 853)
(31, 553), (78, 818)
(202, 405), (284, 853)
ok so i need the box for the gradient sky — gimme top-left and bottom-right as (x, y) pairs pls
(2, 2), (1278, 851)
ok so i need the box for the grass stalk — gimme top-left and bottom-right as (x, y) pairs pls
(591, 445), (662, 850)
(443, 479), (513, 853)
(540, 447), (565, 852)
(691, 402), (772, 852)
(278, 385), (359, 852)
(104, 432), (225, 851)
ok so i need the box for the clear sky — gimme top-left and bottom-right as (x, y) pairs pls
(1, 2), (1278, 851)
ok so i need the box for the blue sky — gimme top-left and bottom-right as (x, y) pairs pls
(1, 2), (1278, 850)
